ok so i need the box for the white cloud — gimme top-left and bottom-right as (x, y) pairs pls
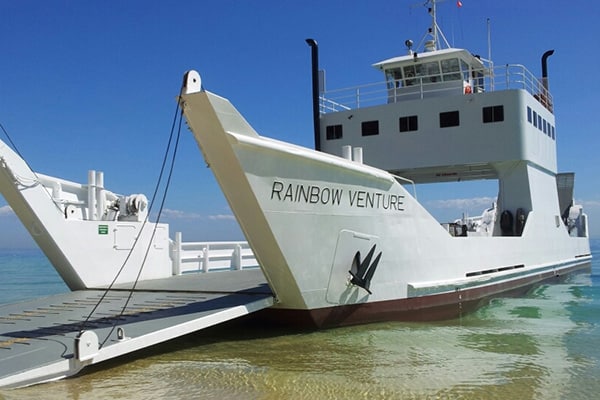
(579, 199), (600, 208)
(207, 214), (236, 221)
(0, 205), (14, 216)
(158, 208), (235, 221)
(158, 208), (202, 219)
(426, 196), (496, 210)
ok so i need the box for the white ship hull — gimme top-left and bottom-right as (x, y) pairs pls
(180, 84), (591, 328)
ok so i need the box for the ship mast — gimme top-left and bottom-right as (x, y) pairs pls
(417, 0), (451, 51)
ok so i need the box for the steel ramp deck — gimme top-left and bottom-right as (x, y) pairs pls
(0, 269), (273, 388)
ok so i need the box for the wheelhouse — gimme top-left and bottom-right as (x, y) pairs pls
(373, 48), (487, 101)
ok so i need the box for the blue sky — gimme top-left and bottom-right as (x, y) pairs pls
(1, 0), (599, 248)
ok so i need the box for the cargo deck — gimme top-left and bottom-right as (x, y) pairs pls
(0, 270), (273, 388)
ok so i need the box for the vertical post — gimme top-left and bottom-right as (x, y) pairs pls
(173, 232), (182, 275)
(306, 38), (321, 151)
(202, 245), (210, 273)
(51, 181), (62, 200)
(95, 171), (104, 221)
(352, 147), (363, 164)
(487, 18), (494, 91)
(232, 243), (242, 270)
(87, 170), (96, 221)
(342, 145), (352, 160)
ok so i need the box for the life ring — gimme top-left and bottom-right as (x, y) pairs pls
(464, 85), (472, 94)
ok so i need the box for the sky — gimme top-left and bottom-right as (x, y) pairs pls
(1, 0), (599, 248)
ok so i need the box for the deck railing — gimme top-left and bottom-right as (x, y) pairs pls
(171, 232), (258, 274)
(320, 64), (553, 113)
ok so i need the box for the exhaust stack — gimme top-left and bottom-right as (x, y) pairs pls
(541, 49), (554, 91)
(306, 38), (321, 151)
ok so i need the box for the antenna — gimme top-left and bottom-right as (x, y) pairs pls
(487, 18), (492, 66)
(415, 0), (452, 51)
(487, 18), (495, 90)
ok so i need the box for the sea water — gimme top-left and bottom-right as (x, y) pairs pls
(0, 241), (598, 400)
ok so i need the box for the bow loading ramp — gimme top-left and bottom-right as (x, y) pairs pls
(0, 269), (273, 388)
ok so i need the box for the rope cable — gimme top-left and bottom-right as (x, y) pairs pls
(3, 83), (189, 346)
(79, 84), (186, 336)
(99, 105), (184, 347)
(0, 123), (67, 215)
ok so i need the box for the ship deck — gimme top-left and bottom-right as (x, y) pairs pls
(0, 269), (273, 388)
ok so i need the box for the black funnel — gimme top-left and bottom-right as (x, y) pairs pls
(306, 38), (321, 151)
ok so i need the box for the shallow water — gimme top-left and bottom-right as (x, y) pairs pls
(0, 241), (598, 399)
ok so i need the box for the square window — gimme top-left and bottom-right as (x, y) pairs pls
(326, 124), (343, 140)
(399, 115), (418, 132)
(440, 111), (460, 128)
(533, 111), (538, 128)
(361, 120), (379, 136)
(482, 105), (504, 123)
(527, 106), (532, 123)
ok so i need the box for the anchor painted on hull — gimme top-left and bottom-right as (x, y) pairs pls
(349, 244), (382, 294)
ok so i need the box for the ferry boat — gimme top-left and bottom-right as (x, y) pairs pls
(178, 1), (592, 328)
(0, 1), (591, 330)
(3, 2), (593, 387)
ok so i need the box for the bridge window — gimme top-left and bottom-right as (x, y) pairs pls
(403, 65), (417, 86)
(461, 60), (470, 80)
(399, 115), (418, 132)
(326, 124), (343, 140)
(441, 58), (461, 81)
(403, 61), (442, 85)
(385, 69), (403, 88)
(361, 120), (379, 136)
(482, 105), (504, 123)
(440, 111), (460, 128)
(420, 61), (441, 83)
(526, 106), (556, 141)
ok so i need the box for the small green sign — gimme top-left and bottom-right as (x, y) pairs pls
(98, 225), (109, 235)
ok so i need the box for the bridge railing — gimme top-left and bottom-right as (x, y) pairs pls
(320, 64), (553, 113)
(171, 232), (258, 274)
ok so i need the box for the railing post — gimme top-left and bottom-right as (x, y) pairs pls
(87, 170), (96, 221)
(173, 232), (182, 275)
(202, 245), (210, 273)
(232, 244), (242, 270)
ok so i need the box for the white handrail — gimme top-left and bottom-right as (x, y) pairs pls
(320, 64), (552, 113)
(391, 173), (417, 201)
(171, 233), (259, 275)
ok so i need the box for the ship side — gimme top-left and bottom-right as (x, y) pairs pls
(180, 6), (591, 328)
(180, 74), (590, 328)
(0, 140), (172, 290)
